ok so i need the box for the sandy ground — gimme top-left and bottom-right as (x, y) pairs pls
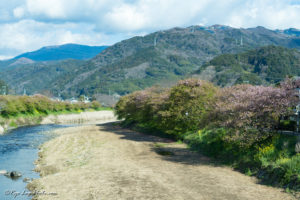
(28, 123), (296, 200)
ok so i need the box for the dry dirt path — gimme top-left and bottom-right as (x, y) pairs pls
(29, 123), (296, 200)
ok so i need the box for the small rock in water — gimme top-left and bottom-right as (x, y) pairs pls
(23, 177), (31, 183)
(4, 171), (22, 179)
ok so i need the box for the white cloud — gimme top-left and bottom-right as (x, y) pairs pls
(26, 0), (66, 18)
(0, 20), (123, 59)
(13, 7), (25, 18)
(104, 3), (147, 31)
(0, 0), (299, 58)
(102, 0), (300, 31)
(24, 0), (119, 21)
(224, 0), (300, 29)
(0, 55), (14, 60)
(0, 0), (299, 30)
(0, 9), (11, 21)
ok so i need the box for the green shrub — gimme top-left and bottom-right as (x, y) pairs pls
(0, 95), (104, 118)
(157, 79), (218, 138)
(115, 79), (219, 139)
(184, 128), (250, 163)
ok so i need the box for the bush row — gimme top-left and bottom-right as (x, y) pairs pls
(0, 94), (102, 117)
(116, 79), (298, 144)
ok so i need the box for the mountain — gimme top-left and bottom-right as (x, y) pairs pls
(1, 59), (85, 95)
(193, 45), (300, 86)
(13, 44), (108, 61)
(276, 28), (300, 37)
(0, 25), (300, 99)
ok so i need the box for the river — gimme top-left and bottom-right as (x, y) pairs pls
(0, 125), (68, 200)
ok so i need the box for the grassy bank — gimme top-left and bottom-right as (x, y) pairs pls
(0, 95), (109, 132)
(124, 122), (300, 193)
(115, 78), (300, 193)
(184, 129), (300, 191)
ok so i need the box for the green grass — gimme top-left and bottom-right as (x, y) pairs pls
(245, 168), (253, 176)
(153, 143), (167, 148)
(184, 129), (300, 191)
(9, 121), (17, 127)
(155, 149), (174, 156)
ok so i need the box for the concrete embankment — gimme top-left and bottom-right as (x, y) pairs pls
(0, 116), (44, 135)
(40, 110), (117, 125)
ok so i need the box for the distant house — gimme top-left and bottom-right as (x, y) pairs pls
(50, 97), (63, 102)
(69, 97), (78, 104)
(83, 96), (91, 103)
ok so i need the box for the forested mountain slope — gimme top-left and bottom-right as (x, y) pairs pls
(194, 45), (300, 86)
(1, 25), (299, 97)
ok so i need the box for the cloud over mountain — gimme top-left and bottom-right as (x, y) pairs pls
(0, 0), (299, 58)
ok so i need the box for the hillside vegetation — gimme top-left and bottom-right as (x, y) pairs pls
(1, 26), (300, 97)
(0, 59), (85, 96)
(194, 45), (300, 86)
(115, 78), (300, 191)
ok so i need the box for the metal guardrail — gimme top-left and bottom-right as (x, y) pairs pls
(278, 130), (300, 153)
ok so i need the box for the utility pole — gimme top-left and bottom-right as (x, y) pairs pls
(295, 88), (300, 153)
(297, 89), (300, 133)
(240, 36), (243, 46)
(1, 86), (6, 95)
(297, 106), (299, 133)
(191, 26), (195, 33)
(154, 35), (157, 47)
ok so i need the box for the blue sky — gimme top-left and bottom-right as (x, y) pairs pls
(0, 0), (299, 59)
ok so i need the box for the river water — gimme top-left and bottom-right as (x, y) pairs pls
(0, 125), (68, 200)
